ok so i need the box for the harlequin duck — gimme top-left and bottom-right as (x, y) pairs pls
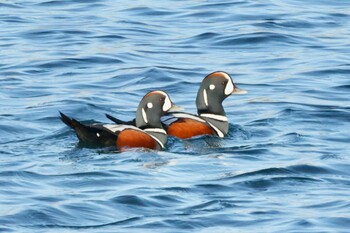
(106, 71), (247, 139)
(60, 91), (174, 150)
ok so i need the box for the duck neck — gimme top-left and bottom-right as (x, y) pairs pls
(196, 92), (229, 137)
(143, 128), (168, 149)
(135, 109), (167, 149)
(196, 88), (226, 116)
(200, 114), (229, 137)
(136, 108), (163, 129)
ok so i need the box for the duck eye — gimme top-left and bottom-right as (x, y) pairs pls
(147, 102), (153, 109)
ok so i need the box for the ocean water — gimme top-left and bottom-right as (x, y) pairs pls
(1, 0), (350, 232)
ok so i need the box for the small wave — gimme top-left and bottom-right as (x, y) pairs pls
(186, 1), (246, 11)
(35, 56), (123, 69)
(88, 34), (126, 41)
(193, 32), (221, 41)
(194, 184), (232, 192)
(23, 29), (92, 39)
(332, 84), (350, 90)
(224, 167), (294, 180)
(236, 176), (322, 190)
(121, 6), (177, 17)
(0, 3), (23, 9)
(0, 16), (29, 23)
(221, 164), (338, 182)
(212, 32), (303, 47)
(254, 19), (315, 29)
(110, 195), (151, 207)
(181, 200), (234, 214)
(37, 0), (104, 6)
(1, 1), (350, 232)
(299, 68), (350, 76)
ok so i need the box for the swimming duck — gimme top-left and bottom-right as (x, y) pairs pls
(106, 71), (246, 139)
(60, 91), (174, 150)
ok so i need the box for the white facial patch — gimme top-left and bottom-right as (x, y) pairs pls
(209, 84), (215, 90)
(96, 133), (100, 137)
(225, 78), (234, 95)
(203, 89), (208, 106)
(162, 93), (172, 112)
(142, 108), (148, 123)
(147, 91), (172, 112)
(103, 124), (139, 133)
(219, 72), (234, 95)
(147, 102), (153, 108)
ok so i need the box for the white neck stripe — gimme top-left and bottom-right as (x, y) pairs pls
(207, 122), (224, 138)
(142, 108), (148, 123)
(171, 113), (205, 122)
(148, 134), (164, 148)
(171, 113), (206, 122)
(203, 89), (208, 106)
(200, 113), (228, 122)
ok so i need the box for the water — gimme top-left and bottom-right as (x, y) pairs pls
(1, 0), (350, 232)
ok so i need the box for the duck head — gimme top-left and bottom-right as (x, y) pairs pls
(196, 71), (246, 116)
(136, 90), (173, 129)
(195, 71), (247, 137)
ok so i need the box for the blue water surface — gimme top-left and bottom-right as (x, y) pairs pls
(1, 0), (350, 232)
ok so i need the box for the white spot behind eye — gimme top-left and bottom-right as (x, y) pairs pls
(225, 79), (234, 95)
(96, 133), (100, 137)
(209, 84), (215, 90)
(142, 108), (148, 123)
(162, 93), (172, 111)
(147, 102), (153, 108)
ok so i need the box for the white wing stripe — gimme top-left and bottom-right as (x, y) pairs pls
(207, 122), (224, 138)
(171, 113), (206, 122)
(148, 134), (164, 148)
(144, 128), (167, 134)
(102, 124), (140, 133)
(200, 113), (228, 122)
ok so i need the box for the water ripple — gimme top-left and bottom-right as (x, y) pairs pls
(1, 0), (350, 232)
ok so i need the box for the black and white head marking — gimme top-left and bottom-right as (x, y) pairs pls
(222, 72), (234, 95)
(136, 90), (173, 129)
(203, 89), (208, 106)
(196, 71), (236, 116)
(195, 71), (243, 137)
(103, 90), (172, 149)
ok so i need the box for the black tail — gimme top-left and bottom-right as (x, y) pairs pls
(59, 112), (117, 147)
(59, 111), (83, 129)
(105, 113), (136, 126)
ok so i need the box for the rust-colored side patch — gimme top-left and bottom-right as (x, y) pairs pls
(117, 129), (157, 150)
(167, 118), (214, 139)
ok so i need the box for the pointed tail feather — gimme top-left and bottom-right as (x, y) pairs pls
(105, 113), (136, 126)
(59, 111), (82, 129)
(59, 112), (117, 147)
